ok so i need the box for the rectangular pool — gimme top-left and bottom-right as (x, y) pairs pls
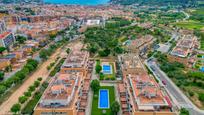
(102, 65), (112, 74)
(98, 89), (109, 108)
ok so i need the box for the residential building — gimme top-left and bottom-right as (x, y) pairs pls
(0, 31), (15, 48)
(34, 44), (90, 115)
(119, 53), (145, 75)
(60, 44), (89, 76)
(34, 72), (83, 115)
(118, 53), (176, 115)
(169, 35), (198, 67)
(127, 73), (176, 115)
(0, 20), (7, 34)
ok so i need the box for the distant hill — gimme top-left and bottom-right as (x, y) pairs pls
(110, 0), (198, 6)
(0, 0), (42, 4)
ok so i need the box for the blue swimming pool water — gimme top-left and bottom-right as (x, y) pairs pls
(202, 55), (204, 58)
(103, 65), (112, 74)
(200, 67), (204, 72)
(99, 89), (109, 108)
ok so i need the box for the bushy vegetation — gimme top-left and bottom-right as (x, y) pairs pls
(180, 108), (189, 115)
(111, 0), (197, 7)
(21, 81), (49, 114)
(84, 18), (131, 57)
(194, 30), (204, 50)
(49, 58), (65, 77)
(155, 52), (204, 108)
(90, 79), (100, 93)
(0, 59), (38, 96)
(16, 35), (27, 44)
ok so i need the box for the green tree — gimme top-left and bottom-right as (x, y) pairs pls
(0, 47), (6, 55)
(95, 64), (102, 74)
(28, 85), (35, 92)
(0, 71), (4, 81)
(24, 91), (32, 97)
(0, 85), (6, 95)
(66, 48), (70, 54)
(39, 49), (49, 60)
(16, 35), (27, 44)
(11, 103), (21, 114)
(180, 108), (189, 115)
(111, 101), (120, 115)
(198, 93), (204, 102)
(34, 81), (40, 88)
(18, 96), (28, 104)
(90, 79), (100, 92)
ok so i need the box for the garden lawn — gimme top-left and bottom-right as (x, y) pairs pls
(91, 86), (115, 115)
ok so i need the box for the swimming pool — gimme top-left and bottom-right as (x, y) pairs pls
(200, 67), (204, 72)
(98, 89), (109, 109)
(102, 65), (112, 74)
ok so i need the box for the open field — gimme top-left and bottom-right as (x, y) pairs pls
(175, 21), (204, 30)
(191, 8), (204, 15)
(91, 86), (115, 115)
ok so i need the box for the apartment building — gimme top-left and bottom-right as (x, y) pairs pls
(127, 35), (154, 54)
(127, 73), (176, 115)
(60, 45), (89, 76)
(118, 53), (176, 115)
(0, 31), (15, 48)
(119, 53), (145, 75)
(34, 44), (90, 115)
(169, 35), (198, 66)
(34, 72), (83, 115)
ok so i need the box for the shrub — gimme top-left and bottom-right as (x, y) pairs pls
(198, 93), (204, 102)
(188, 91), (194, 97)
(111, 77), (116, 80)
(180, 108), (189, 115)
(0, 85), (6, 95)
(99, 73), (104, 80)
(37, 77), (42, 81)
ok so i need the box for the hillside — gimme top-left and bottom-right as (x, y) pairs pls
(110, 0), (198, 6)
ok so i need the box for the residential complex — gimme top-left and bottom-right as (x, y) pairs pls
(34, 44), (90, 115)
(118, 54), (176, 115)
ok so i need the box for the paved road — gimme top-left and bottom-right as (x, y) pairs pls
(181, 11), (190, 21)
(146, 58), (204, 115)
